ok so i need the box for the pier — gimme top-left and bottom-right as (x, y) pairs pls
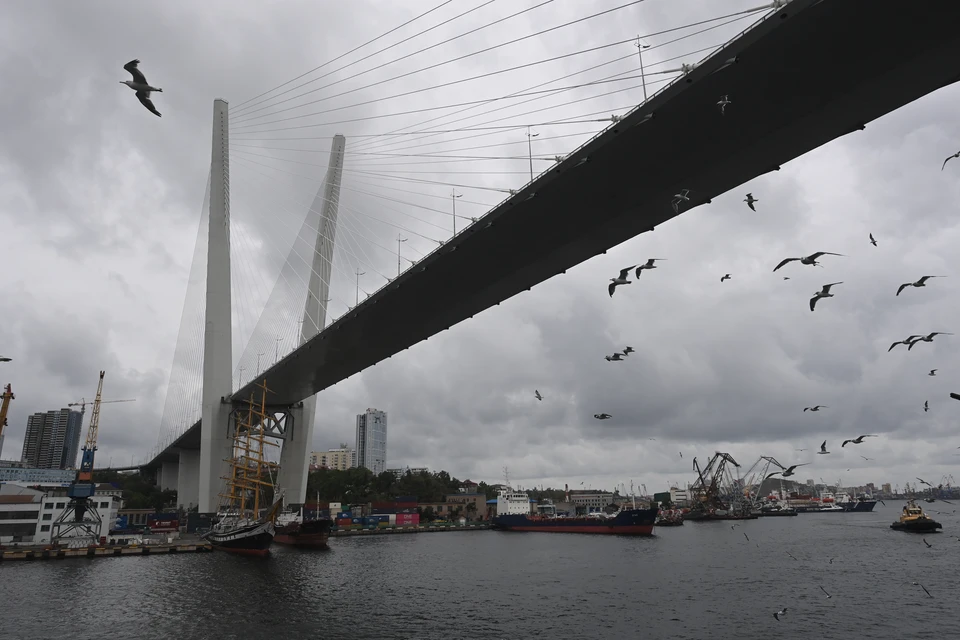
(331, 523), (492, 537)
(0, 542), (212, 561)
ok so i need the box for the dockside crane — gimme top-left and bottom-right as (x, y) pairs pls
(51, 371), (114, 547)
(0, 383), (13, 445)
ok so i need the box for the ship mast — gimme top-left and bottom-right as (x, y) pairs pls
(218, 379), (280, 521)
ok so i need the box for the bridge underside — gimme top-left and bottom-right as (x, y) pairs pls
(141, 0), (960, 480)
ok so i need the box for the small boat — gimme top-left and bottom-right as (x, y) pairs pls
(890, 500), (942, 533)
(655, 508), (684, 526)
(758, 502), (798, 517)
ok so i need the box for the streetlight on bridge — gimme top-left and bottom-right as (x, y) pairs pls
(451, 190), (462, 237)
(397, 233), (407, 276)
(525, 126), (539, 182)
(255, 351), (265, 377)
(355, 268), (365, 306)
(635, 36), (651, 102)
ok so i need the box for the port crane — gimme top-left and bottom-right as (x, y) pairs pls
(51, 371), (115, 547)
(0, 383), (13, 446)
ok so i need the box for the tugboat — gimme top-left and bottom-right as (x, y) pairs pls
(758, 501), (798, 517)
(202, 380), (284, 556)
(890, 500), (942, 533)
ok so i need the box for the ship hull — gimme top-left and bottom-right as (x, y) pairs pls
(891, 520), (942, 533)
(842, 500), (877, 512)
(203, 520), (275, 557)
(274, 519), (332, 548)
(492, 508), (658, 535)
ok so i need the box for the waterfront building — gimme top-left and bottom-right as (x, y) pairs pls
(355, 408), (387, 475)
(309, 445), (356, 470)
(0, 483), (120, 545)
(20, 408), (83, 469)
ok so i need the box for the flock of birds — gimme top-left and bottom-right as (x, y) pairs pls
(530, 93), (960, 514)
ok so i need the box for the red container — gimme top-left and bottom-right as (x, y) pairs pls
(396, 513), (420, 526)
(395, 502), (417, 509)
(336, 518), (353, 526)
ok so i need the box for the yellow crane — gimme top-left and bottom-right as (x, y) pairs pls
(0, 383), (13, 443)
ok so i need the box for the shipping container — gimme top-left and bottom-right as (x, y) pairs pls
(336, 518), (353, 526)
(372, 507), (398, 514)
(329, 502), (342, 512)
(395, 502), (417, 509)
(395, 496), (417, 503)
(368, 515), (390, 523)
(351, 517), (363, 524)
(388, 514), (397, 524)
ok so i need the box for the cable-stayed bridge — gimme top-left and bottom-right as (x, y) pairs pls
(123, 0), (960, 513)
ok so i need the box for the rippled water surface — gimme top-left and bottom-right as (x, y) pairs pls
(2, 502), (957, 640)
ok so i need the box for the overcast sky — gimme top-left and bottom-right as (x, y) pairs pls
(2, 0), (959, 495)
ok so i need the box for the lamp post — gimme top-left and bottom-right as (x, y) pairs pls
(274, 336), (282, 364)
(255, 352), (264, 377)
(451, 190), (462, 236)
(635, 36), (651, 102)
(355, 268), (365, 306)
(237, 365), (246, 389)
(397, 233), (407, 276)
(526, 126), (539, 182)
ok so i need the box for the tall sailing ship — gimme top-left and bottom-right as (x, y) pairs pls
(202, 380), (284, 557)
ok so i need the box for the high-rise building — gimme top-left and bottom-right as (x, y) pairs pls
(20, 409), (84, 470)
(881, 483), (892, 495)
(310, 444), (356, 470)
(355, 408), (387, 475)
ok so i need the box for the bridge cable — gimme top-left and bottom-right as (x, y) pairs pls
(232, 0), (457, 111)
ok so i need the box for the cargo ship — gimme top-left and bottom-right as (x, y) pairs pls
(491, 486), (658, 535)
(202, 380), (283, 557)
(838, 494), (878, 512)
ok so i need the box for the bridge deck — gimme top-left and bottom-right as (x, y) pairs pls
(148, 0), (960, 466)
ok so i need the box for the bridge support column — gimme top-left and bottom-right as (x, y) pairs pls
(177, 449), (200, 510)
(198, 98), (235, 513)
(275, 134), (346, 504)
(278, 399), (311, 504)
(160, 462), (179, 492)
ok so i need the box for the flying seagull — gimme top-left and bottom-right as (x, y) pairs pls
(743, 193), (758, 211)
(766, 463), (809, 479)
(534, 390), (543, 401)
(908, 332), (953, 350)
(950, 392), (960, 402)
(773, 251), (844, 272)
(889, 335), (923, 352)
(915, 582), (933, 598)
(622, 346), (635, 356)
(810, 282), (843, 312)
(720, 274), (731, 282)
(605, 353), (625, 362)
(717, 94), (732, 115)
(922, 538), (933, 548)
(929, 369), (937, 376)
(671, 189), (691, 213)
(841, 434), (877, 447)
(869, 233), (877, 247)
(819, 586), (832, 599)
(608, 266), (635, 297)
(916, 477), (933, 487)
(0, 356), (10, 362)
(593, 413), (612, 420)
(634, 258), (665, 278)
(860, 455), (874, 461)
(773, 608), (787, 622)
(942, 150), (960, 171)
(924, 400), (929, 412)
(817, 440), (830, 455)
(120, 59), (163, 117)
(803, 405), (827, 412)
(896, 275), (945, 297)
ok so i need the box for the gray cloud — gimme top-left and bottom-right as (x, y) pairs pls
(2, 1), (958, 496)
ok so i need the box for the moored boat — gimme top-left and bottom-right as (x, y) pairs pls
(202, 380), (283, 557)
(890, 500), (942, 533)
(274, 507), (332, 548)
(493, 509), (659, 535)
